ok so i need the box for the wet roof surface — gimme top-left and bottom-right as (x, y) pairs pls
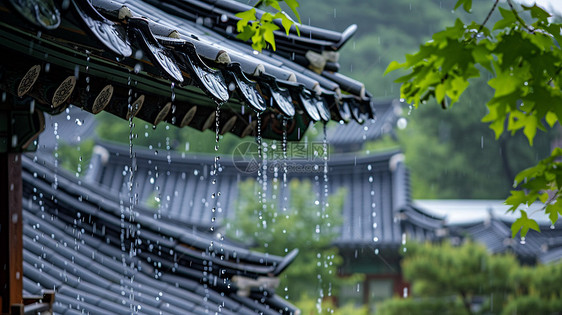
(416, 200), (562, 263)
(22, 154), (299, 314)
(84, 141), (440, 248)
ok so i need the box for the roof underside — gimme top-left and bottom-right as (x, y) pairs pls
(0, 0), (374, 141)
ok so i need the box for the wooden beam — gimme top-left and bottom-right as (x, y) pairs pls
(0, 153), (23, 314)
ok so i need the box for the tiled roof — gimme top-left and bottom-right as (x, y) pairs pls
(463, 218), (562, 263)
(415, 200), (562, 263)
(414, 199), (552, 226)
(22, 154), (300, 314)
(1, 0), (374, 141)
(85, 141), (442, 248)
(327, 99), (402, 150)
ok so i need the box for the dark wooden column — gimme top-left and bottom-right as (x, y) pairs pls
(0, 87), (44, 314)
(0, 153), (23, 314)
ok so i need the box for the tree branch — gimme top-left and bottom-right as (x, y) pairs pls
(459, 290), (473, 314)
(507, 0), (535, 34)
(477, 0), (500, 36)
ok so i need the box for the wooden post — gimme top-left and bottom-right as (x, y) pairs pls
(0, 153), (23, 314)
(1, 61), (45, 314)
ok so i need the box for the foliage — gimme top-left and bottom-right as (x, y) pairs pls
(378, 241), (562, 315)
(377, 297), (468, 315)
(386, 0), (562, 236)
(145, 191), (161, 210)
(394, 79), (552, 199)
(295, 294), (368, 315)
(226, 178), (362, 309)
(506, 147), (562, 236)
(297, 0), (492, 98)
(56, 138), (94, 177)
(297, 0), (554, 199)
(236, 0), (301, 51)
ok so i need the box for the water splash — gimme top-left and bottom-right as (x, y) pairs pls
(272, 140), (279, 198)
(85, 51), (91, 93)
(282, 119), (288, 190)
(322, 123), (329, 206)
(257, 115), (263, 159)
(369, 162), (378, 244)
(321, 123), (331, 304)
(256, 114), (263, 207)
(125, 73), (139, 312)
(52, 121), (59, 190)
(209, 101), (224, 310)
(259, 140), (269, 248)
(211, 102), (221, 233)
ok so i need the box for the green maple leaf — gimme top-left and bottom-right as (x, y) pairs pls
(546, 112), (558, 127)
(545, 202), (562, 225)
(237, 25), (255, 41)
(385, 61), (405, 75)
(251, 28), (264, 51)
(505, 190), (530, 212)
(261, 0), (282, 11)
(274, 12), (299, 36)
(522, 4), (551, 22)
(508, 111), (539, 146)
(454, 0), (472, 13)
(488, 67), (524, 98)
(261, 19), (280, 50)
(511, 210), (540, 238)
(235, 8), (257, 32)
(283, 0), (301, 23)
(435, 84), (445, 103)
(472, 44), (493, 72)
(494, 7), (517, 30)
(481, 101), (509, 139)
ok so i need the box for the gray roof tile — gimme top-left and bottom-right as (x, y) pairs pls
(22, 154), (299, 314)
(85, 141), (441, 248)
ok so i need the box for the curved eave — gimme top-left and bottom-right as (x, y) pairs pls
(0, 0), (374, 141)
(22, 154), (297, 277)
(398, 205), (446, 231)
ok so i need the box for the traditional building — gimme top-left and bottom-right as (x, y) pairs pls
(415, 200), (562, 265)
(22, 153), (300, 314)
(82, 137), (442, 310)
(1, 0), (377, 312)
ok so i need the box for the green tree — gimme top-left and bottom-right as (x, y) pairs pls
(296, 0), (556, 200)
(298, 0), (492, 98)
(397, 79), (553, 199)
(57, 139), (94, 176)
(225, 179), (364, 313)
(235, 0), (301, 51)
(378, 241), (562, 315)
(386, 0), (562, 236)
(296, 294), (368, 315)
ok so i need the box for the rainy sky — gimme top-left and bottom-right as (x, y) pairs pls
(520, 0), (562, 15)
